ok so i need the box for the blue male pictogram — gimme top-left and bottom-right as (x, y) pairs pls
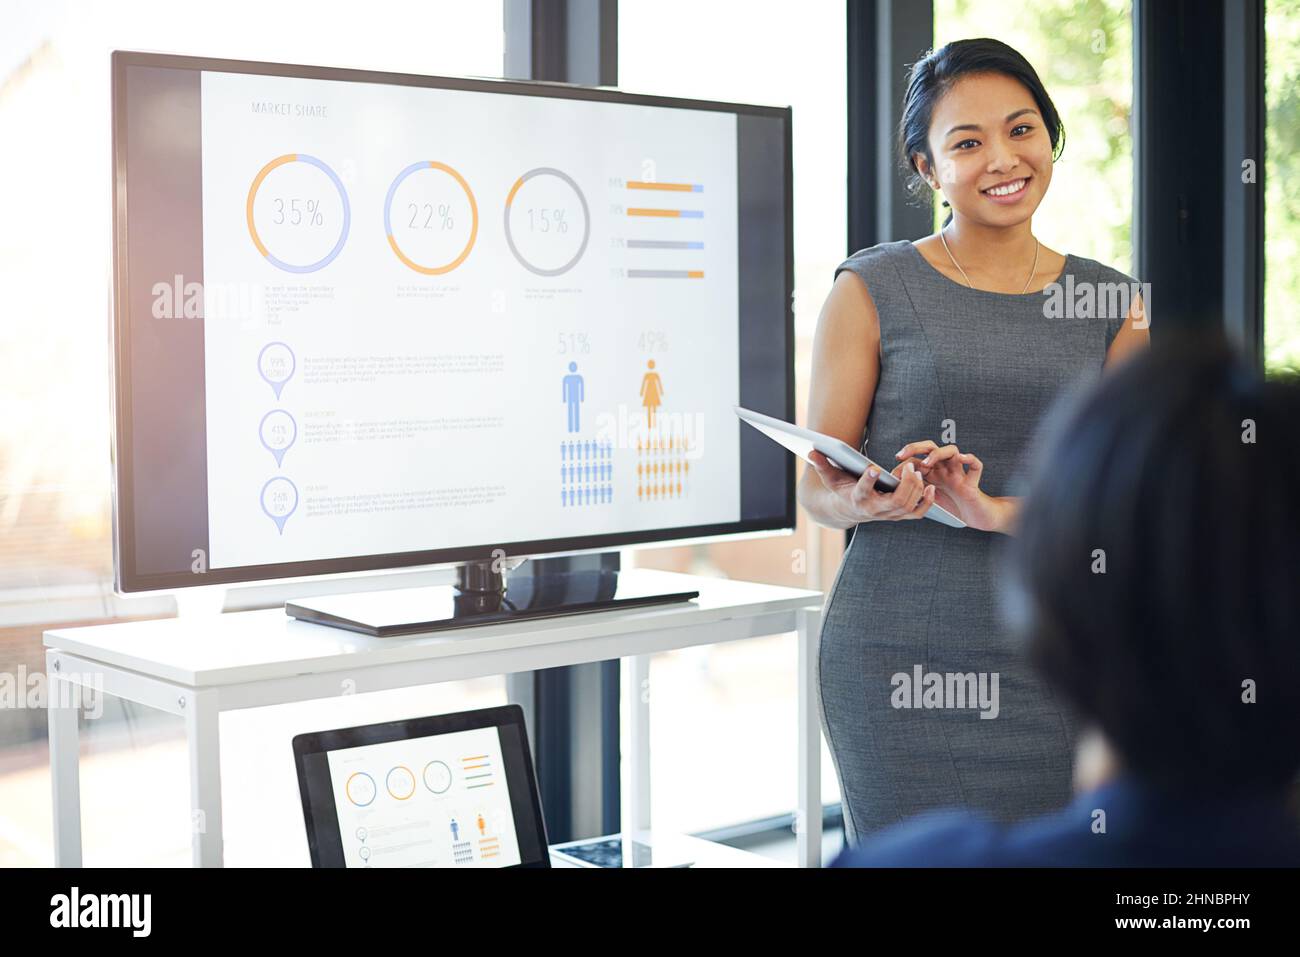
(562, 361), (585, 433)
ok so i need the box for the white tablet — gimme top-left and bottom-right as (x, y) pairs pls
(735, 406), (965, 528)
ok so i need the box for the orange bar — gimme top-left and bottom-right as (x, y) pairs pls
(687, 271), (704, 278)
(627, 181), (696, 192)
(627, 208), (681, 217)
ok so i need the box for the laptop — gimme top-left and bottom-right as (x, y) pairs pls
(293, 704), (550, 867)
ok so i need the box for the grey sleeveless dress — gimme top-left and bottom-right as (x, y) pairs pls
(818, 239), (1137, 843)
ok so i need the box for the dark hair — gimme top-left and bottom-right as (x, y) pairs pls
(897, 38), (1066, 219)
(1004, 335), (1300, 795)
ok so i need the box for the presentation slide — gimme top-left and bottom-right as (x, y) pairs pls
(198, 70), (742, 570)
(325, 725), (522, 868)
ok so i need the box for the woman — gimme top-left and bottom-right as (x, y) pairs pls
(799, 38), (1149, 843)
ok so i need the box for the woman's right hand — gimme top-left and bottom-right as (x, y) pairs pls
(807, 449), (936, 525)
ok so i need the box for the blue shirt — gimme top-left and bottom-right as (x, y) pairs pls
(832, 775), (1300, 867)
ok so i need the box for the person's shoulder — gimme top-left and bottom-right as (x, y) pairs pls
(1062, 252), (1141, 290)
(831, 809), (1010, 868)
(1058, 254), (1146, 337)
(836, 240), (915, 282)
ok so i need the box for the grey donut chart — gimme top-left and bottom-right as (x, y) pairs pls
(503, 167), (591, 276)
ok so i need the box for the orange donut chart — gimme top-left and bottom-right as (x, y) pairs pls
(345, 771), (376, 807)
(384, 161), (479, 275)
(386, 765), (416, 800)
(246, 153), (351, 273)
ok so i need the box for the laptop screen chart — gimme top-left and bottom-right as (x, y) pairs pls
(325, 725), (522, 867)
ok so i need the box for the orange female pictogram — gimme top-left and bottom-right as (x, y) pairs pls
(639, 359), (664, 428)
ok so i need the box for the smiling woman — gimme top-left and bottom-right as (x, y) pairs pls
(801, 37), (1149, 844)
(932, 0), (1134, 269)
(904, 65), (1066, 294)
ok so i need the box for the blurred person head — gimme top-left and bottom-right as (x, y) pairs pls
(1005, 335), (1300, 797)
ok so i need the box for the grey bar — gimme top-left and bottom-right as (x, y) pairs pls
(627, 269), (702, 279)
(626, 240), (706, 249)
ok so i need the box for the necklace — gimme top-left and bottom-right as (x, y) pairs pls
(939, 224), (1040, 294)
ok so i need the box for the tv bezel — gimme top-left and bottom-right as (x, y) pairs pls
(110, 50), (796, 594)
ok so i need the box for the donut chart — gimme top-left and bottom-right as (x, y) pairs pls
(503, 167), (591, 277)
(423, 760), (452, 794)
(345, 772), (376, 807)
(386, 765), (416, 800)
(384, 161), (479, 275)
(246, 154), (351, 274)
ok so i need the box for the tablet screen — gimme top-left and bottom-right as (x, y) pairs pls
(294, 705), (549, 867)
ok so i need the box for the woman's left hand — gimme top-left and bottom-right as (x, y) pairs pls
(894, 440), (1012, 533)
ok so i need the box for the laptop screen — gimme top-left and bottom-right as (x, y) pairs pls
(294, 705), (549, 867)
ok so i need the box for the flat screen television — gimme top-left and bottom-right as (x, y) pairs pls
(110, 51), (794, 607)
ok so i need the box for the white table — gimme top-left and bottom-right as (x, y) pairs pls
(44, 569), (824, 868)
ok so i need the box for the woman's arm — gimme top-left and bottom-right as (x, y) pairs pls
(801, 271), (940, 528)
(797, 272), (879, 529)
(1104, 289), (1150, 370)
(993, 496), (1021, 535)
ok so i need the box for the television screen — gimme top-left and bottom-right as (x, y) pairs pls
(111, 52), (793, 592)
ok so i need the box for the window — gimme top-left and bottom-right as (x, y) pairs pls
(1265, 0), (1300, 374)
(0, 0), (505, 867)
